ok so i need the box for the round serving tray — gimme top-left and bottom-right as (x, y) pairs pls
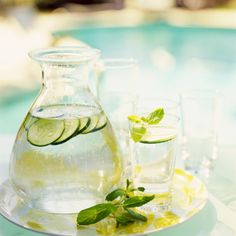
(0, 169), (207, 236)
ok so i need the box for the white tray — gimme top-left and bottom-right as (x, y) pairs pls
(0, 169), (207, 236)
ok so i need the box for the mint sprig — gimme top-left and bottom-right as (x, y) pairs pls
(128, 108), (164, 142)
(77, 179), (154, 227)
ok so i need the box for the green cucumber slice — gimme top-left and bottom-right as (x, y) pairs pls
(53, 119), (79, 145)
(139, 126), (176, 144)
(27, 119), (64, 147)
(82, 116), (99, 134)
(76, 117), (91, 134)
(93, 114), (107, 131)
(140, 136), (176, 144)
(23, 115), (38, 131)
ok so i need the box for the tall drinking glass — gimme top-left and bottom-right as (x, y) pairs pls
(135, 96), (179, 115)
(180, 89), (223, 177)
(129, 113), (179, 212)
(96, 59), (138, 178)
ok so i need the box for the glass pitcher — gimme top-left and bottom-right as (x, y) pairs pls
(9, 47), (123, 214)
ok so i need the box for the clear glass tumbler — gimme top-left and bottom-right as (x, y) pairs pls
(129, 113), (179, 212)
(96, 58), (139, 179)
(134, 96), (180, 116)
(180, 89), (223, 178)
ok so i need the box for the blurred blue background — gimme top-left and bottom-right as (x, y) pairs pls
(1, 22), (236, 144)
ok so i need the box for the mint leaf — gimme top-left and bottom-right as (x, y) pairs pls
(128, 187), (145, 192)
(77, 203), (117, 225)
(106, 188), (126, 201)
(145, 108), (164, 125)
(128, 115), (142, 123)
(140, 117), (148, 122)
(137, 187), (145, 192)
(126, 179), (131, 190)
(125, 208), (147, 222)
(116, 213), (135, 226)
(130, 126), (146, 143)
(128, 107), (165, 143)
(123, 195), (155, 208)
(116, 209), (147, 227)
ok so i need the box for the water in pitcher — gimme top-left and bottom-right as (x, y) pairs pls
(10, 104), (122, 213)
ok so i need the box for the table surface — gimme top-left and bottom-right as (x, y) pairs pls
(0, 134), (236, 236)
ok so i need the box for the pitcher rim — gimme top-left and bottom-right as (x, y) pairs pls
(29, 46), (101, 64)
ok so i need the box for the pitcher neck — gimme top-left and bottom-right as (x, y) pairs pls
(41, 63), (90, 87)
(29, 47), (101, 87)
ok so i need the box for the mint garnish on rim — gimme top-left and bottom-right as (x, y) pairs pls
(128, 108), (164, 142)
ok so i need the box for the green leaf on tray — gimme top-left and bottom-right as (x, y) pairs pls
(123, 195), (155, 208)
(137, 187), (145, 192)
(126, 179), (131, 190)
(125, 208), (147, 222)
(105, 188), (126, 201)
(116, 213), (135, 226)
(76, 179), (155, 228)
(77, 203), (117, 225)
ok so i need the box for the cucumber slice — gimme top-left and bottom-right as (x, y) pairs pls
(93, 113), (107, 131)
(27, 119), (64, 147)
(139, 126), (176, 144)
(53, 119), (79, 145)
(76, 117), (91, 134)
(82, 116), (99, 134)
(140, 136), (176, 144)
(23, 115), (38, 131)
